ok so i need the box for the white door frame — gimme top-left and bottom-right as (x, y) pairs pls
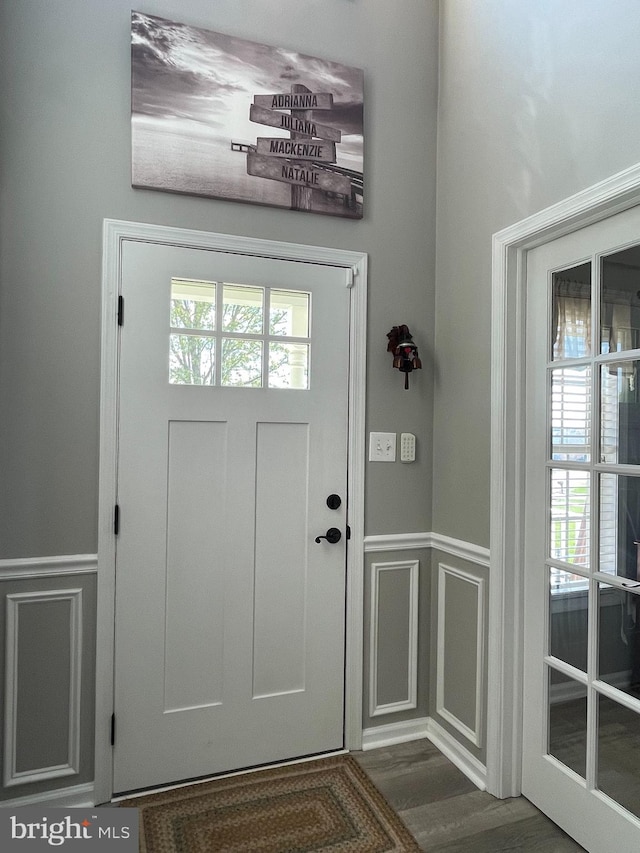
(488, 162), (640, 799)
(94, 219), (367, 805)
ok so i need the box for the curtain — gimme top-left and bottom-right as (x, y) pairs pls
(553, 278), (634, 361)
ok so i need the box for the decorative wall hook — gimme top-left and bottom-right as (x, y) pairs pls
(386, 325), (422, 389)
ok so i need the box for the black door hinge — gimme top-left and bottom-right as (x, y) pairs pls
(114, 504), (120, 535)
(117, 295), (124, 326)
(110, 713), (116, 746)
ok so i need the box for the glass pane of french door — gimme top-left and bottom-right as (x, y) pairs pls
(524, 213), (640, 853)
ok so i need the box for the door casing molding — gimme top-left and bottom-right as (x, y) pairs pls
(95, 220), (367, 804)
(489, 161), (640, 798)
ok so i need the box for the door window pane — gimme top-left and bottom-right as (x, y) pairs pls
(551, 366), (590, 462)
(222, 285), (264, 333)
(552, 263), (591, 361)
(550, 569), (588, 670)
(599, 474), (640, 581)
(170, 280), (216, 330)
(600, 361), (640, 465)
(601, 248), (640, 354)
(550, 469), (590, 567)
(270, 290), (310, 337)
(548, 667), (587, 778)
(268, 343), (309, 389)
(221, 339), (263, 387)
(598, 694), (640, 818)
(598, 583), (640, 698)
(169, 281), (311, 389)
(169, 335), (215, 385)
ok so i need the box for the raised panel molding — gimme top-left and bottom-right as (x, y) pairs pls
(4, 588), (83, 787)
(369, 559), (419, 717)
(437, 563), (485, 748)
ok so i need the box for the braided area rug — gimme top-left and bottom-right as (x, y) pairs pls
(121, 753), (420, 852)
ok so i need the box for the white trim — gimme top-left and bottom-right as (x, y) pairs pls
(425, 717), (487, 791)
(490, 160), (640, 799)
(363, 532), (490, 568)
(361, 716), (429, 750)
(368, 560), (419, 717)
(1, 783), (95, 809)
(345, 249), (367, 753)
(361, 715), (487, 792)
(4, 589), (83, 787)
(436, 564), (485, 748)
(430, 533), (490, 568)
(96, 220), (367, 803)
(364, 532), (431, 553)
(0, 554), (97, 581)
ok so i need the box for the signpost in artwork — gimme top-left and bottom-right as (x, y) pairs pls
(246, 153), (352, 195)
(249, 105), (342, 143)
(253, 93), (334, 111)
(248, 83), (350, 211)
(255, 138), (337, 162)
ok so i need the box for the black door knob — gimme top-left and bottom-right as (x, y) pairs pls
(315, 527), (342, 544)
(326, 494), (342, 510)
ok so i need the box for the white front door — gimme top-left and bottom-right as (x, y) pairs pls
(523, 205), (640, 851)
(113, 241), (351, 794)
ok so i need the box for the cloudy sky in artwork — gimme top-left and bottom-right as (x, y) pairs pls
(131, 12), (364, 165)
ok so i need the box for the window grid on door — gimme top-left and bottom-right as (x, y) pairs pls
(169, 279), (311, 389)
(545, 251), (640, 812)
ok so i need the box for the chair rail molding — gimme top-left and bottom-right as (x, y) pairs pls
(0, 555), (98, 581)
(364, 531), (489, 568)
(490, 159), (640, 799)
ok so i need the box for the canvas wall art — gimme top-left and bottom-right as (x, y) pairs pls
(131, 12), (364, 219)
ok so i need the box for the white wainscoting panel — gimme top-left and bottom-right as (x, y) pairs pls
(4, 588), (83, 787)
(369, 559), (419, 717)
(437, 563), (485, 748)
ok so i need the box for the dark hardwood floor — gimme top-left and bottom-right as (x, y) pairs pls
(354, 738), (586, 852)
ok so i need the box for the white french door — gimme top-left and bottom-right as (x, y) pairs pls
(524, 205), (640, 851)
(112, 240), (351, 794)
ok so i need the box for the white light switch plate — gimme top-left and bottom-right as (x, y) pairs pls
(369, 432), (396, 462)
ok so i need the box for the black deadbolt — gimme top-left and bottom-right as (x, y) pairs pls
(326, 494), (342, 510)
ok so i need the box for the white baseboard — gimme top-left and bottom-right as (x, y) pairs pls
(0, 782), (95, 809)
(362, 716), (430, 750)
(362, 715), (487, 792)
(425, 717), (487, 791)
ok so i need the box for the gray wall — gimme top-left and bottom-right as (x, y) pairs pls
(435, 0), (640, 548)
(0, 0), (438, 559)
(0, 0), (438, 801)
